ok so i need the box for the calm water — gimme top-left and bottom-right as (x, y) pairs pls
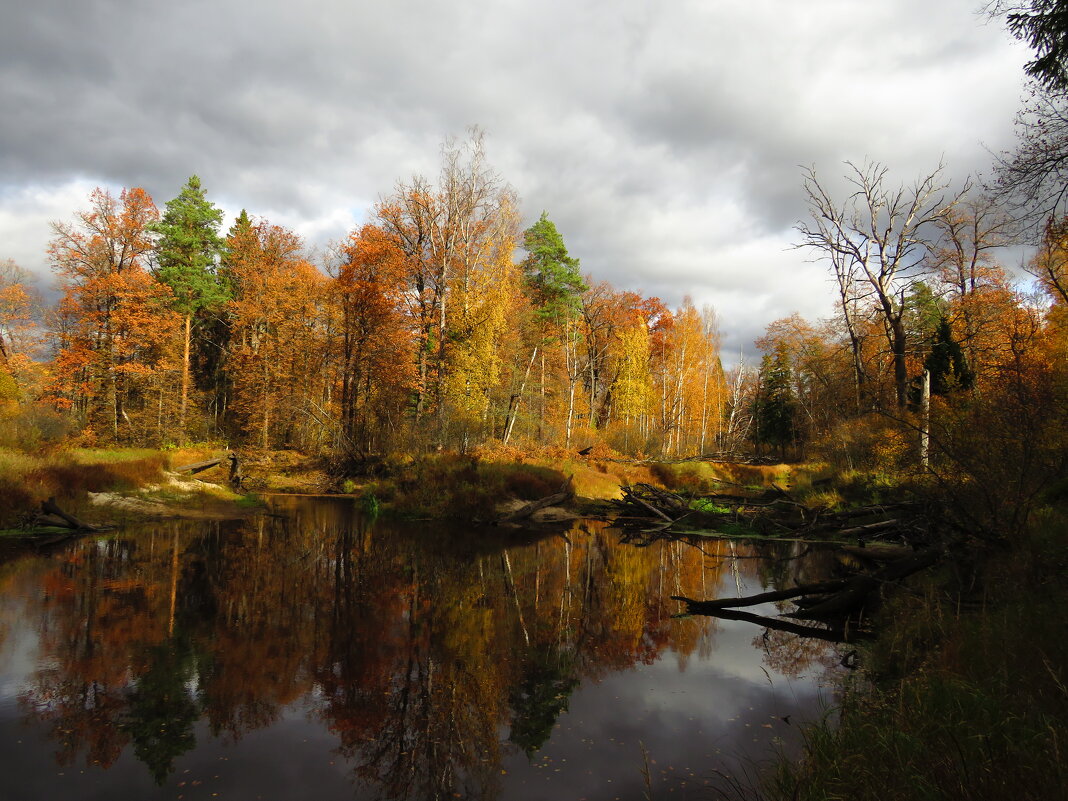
(0, 496), (843, 800)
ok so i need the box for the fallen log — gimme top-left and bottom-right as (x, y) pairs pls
(677, 605), (861, 643)
(173, 457), (223, 474)
(673, 545), (945, 625)
(833, 518), (902, 539)
(671, 579), (851, 612)
(840, 542), (915, 561)
(495, 476), (574, 524)
(37, 497), (109, 533)
(788, 546), (944, 620)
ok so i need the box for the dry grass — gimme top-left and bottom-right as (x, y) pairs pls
(0, 447), (169, 527)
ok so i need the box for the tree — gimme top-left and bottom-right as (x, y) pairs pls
(924, 318), (975, 396)
(798, 162), (961, 409)
(1033, 214), (1068, 305)
(150, 175), (227, 440)
(753, 342), (797, 460)
(225, 217), (326, 449)
(995, 1), (1068, 91)
(376, 129), (516, 434)
(335, 224), (415, 454)
(521, 213), (586, 324)
(49, 187), (179, 442)
(502, 213), (587, 443)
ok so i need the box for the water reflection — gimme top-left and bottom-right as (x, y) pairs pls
(0, 497), (843, 800)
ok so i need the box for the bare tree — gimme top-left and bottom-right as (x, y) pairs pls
(798, 161), (962, 409)
(992, 88), (1068, 229)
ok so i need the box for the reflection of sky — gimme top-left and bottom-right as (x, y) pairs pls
(498, 633), (835, 800)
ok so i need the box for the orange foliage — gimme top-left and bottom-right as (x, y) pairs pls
(47, 187), (180, 442)
(226, 219), (328, 449)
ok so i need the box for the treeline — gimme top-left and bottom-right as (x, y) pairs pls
(2, 133), (1066, 476)
(0, 134), (725, 458)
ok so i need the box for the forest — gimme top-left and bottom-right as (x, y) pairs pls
(0, 134), (728, 461)
(1, 130), (1062, 480)
(0, 4), (1068, 799)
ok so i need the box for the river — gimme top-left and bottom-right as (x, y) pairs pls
(0, 495), (844, 800)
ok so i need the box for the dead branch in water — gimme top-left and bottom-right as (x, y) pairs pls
(673, 546), (945, 630)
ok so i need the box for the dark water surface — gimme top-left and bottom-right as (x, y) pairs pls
(0, 496), (843, 800)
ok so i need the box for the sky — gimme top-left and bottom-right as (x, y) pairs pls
(0, 0), (1031, 359)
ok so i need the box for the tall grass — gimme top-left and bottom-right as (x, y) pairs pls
(768, 509), (1068, 801)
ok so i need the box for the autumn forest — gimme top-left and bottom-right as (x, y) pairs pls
(1, 131), (1064, 487)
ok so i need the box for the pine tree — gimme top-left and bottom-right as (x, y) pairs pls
(924, 317), (974, 395)
(150, 176), (227, 440)
(521, 212), (586, 325)
(753, 343), (796, 459)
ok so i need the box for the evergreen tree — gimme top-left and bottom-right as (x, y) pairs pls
(753, 343), (796, 459)
(924, 317), (974, 395)
(150, 176), (227, 439)
(521, 212), (586, 324)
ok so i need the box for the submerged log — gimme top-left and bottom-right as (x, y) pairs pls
(672, 579), (851, 612)
(495, 476), (574, 524)
(789, 546), (944, 620)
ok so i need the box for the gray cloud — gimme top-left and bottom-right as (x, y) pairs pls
(0, 0), (1031, 357)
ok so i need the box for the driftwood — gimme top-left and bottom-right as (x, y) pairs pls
(495, 476), (574, 524)
(614, 483), (930, 550)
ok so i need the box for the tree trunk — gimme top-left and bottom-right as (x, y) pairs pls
(503, 345), (537, 445)
(891, 313), (909, 409)
(180, 312), (191, 441)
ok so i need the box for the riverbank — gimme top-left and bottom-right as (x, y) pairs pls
(0, 446), (259, 533)
(767, 504), (1068, 801)
(0, 443), (811, 532)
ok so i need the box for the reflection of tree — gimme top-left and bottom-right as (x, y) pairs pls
(10, 496), (832, 798)
(121, 638), (198, 784)
(508, 646), (579, 757)
(756, 627), (841, 679)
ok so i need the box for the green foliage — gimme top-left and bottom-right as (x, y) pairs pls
(121, 639), (198, 784)
(150, 175), (228, 316)
(521, 212), (587, 325)
(753, 343), (797, 455)
(903, 280), (947, 351)
(508, 648), (579, 757)
(360, 490), (380, 517)
(687, 497), (731, 514)
(1004, 0), (1068, 91)
(924, 317), (974, 395)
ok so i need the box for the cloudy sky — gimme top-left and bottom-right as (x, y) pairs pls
(0, 0), (1030, 358)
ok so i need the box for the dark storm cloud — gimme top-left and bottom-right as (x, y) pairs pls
(0, 0), (1030, 355)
